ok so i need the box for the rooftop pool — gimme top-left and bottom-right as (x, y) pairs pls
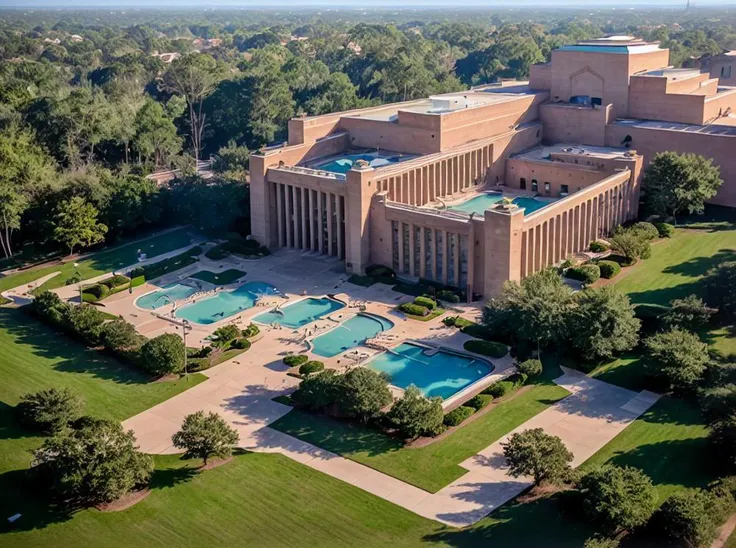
(312, 151), (413, 175)
(254, 297), (345, 329)
(175, 281), (279, 325)
(136, 283), (197, 310)
(447, 192), (556, 216)
(366, 343), (492, 400)
(311, 313), (394, 358)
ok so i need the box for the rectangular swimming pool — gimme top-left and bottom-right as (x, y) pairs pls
(254, 297), (345, 329)
(447, 192), (556, 216)
(311, 313), (394, 358)
(311, 151), (413, 175)
(367, 343), (492, 400)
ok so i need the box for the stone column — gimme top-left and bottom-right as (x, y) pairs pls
(336, 195), (344, 260)
(442, 230), (449, 285)
(453, 233), (460, 286)
(431, 229), (437, 280)
(275, 183), (284, 248)
(309, 189), (317, 252)
(419, 226), (426, 278)
(484, 204), (525, 297)
(317, 191), (324, 254)
(408, 223), (415, 276)
(344, 166), (375, 274)
(326, 192), (333, 256)
(301, 187), (308, 250)
(467, 218), (476, 302)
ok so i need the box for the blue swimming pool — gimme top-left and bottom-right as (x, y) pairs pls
(311, 314), (394, 358)
(254, 297), (345, 329)
(367, 343), (491, 399)
(175, 281), (278, 325)
(448, 192), (555, 216)
(136, 283), (197, 310)
(313, 152), (410, 174)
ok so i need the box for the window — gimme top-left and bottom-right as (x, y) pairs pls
(722, 65), (732, 79)
(561, 184), (569, 195)
(520, 177), (527, 190)
(544, 182), (551, 194)
(531, 180), (538, 192)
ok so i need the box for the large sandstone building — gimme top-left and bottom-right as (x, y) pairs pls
(250, 36), (736, 298)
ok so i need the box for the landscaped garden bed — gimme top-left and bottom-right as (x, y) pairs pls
(190, 269), (246, 285)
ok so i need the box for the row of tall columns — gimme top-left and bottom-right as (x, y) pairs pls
(375, 144), (494, 206)
(272, 182), (345, 259)
(520, 182), (629, 278)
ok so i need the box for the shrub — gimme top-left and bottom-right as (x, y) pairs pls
(502, 428), (573, 486)
(337, 368), (392, 422)
(630, 222), (659, 241)
(212, 325), (241, 347)
(661, 295), (717, 331)
(655, 222), (675, 238)
(292, 370), (342, 410)
(566, 264), (600, 284)
(484, 381), (511, 398)
(609, 226), (652, 264)
(172, 411), (239, 465)
(102, 275), (130, 289)
(466, 394), (493, 411)
(437, 289), (460, 303)
(598, 260), (621, 279)
(649, 489), (727, 548)
(230, 338), (251, 350)
(205, 246), (228, 260)
(518, 359), (543, 378)
(283, 354), (309, 367)
(65, 275), (81, 285)
(634, 303), (669, 334)
(414, 296), (436, 310)
(32, 291), (69, 326)
(83, 283), (109, 301)
(644, 328), (709, 393)
(129, 266), (145, 279)
(388, 385), (444, 439)
(589, 241), (609, 253)
(704, 262), (736, 320)
(64, 304), (108, 345)
(130, 275), (145, 288)
(17, 388), (84, 434)
(464, 339), (508, 358)
(365, 265), (395, 279)
(299, 360), (325, 376)
(583, 537), (619, 548)
(443, 406), (475, 427)
(442, 316), (457, 327)
(140, 333), (185, 376)
(101, 319), (141, 353)
(399, 302), (429, 317)
(242, 323), (260, 338)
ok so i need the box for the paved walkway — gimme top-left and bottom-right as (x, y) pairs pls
(124, 339), (659, 528)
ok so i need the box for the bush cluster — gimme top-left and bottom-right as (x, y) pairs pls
(597, 260), (621, 279)
(518, 359), (543, 378)
(630, 222), (659, 241)
(283, 354), (309, 367)
(17, 388), (84, 434)
(364, 264), (397, 284)
(566, 264), (601, 284)
(242, 323), (260, 338)
(466, 394), (493, 411)
(483, 373), (527, 398)
(437, 289), (460, 303)
(299, 360), (325, 376)
(463, 339), (508, 358)
(443, 405), (475, 427)
(655, 222), (675, 238)
(589, 241), (609, 253)
(399, 302), (429, 317)
(414, 296), (436, 310)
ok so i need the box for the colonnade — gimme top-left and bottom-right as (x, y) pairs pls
(376, 144), (494, 206)
(272, 182), (345, 259)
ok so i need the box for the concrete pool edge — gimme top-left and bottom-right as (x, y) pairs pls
(252, 294), (347, 328)
(306, 311), (396, 358)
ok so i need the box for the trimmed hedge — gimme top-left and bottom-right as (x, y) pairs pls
(463, 339), (507, 358)
(566, 264), (601, 284)
(466, 393), (493, 411)
(437, 289), (460, 303)
(518, 359), (542, 378)
(598, 260), (622, 279)
(283, 354), (309, 367)
(414, 296), (436, 310)
(589, 241), (609, 253)
(242, 323), (260, 338)
(102, 274), (130, 289)
(131, 275), (145, 288)
(399, 302), (429, 317)
(631, 221), (659, 241)
(443, 406), (475, 427)
(655, 222), (675, 238)
(82, 283), (109, 302)
(299, 361), (325, 376)
(230, 338), (251, 350)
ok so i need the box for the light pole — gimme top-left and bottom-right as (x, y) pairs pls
(181, 318), (192, 379)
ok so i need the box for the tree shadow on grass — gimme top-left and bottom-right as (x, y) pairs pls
(661, 249), (736, 278)
(0, 308), (150, 386)
(149, 465), (198, 491)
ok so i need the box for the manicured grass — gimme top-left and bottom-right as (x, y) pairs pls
(190, 269), (246, 285)
(399, 306), (447, 322)
(271, 378), (569, 493)
(0, 228), (195, 294)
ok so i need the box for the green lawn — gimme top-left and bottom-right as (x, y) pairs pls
(271, 376), (569, 493)
(190, 269), (246, 285)
(0, 227), (195, 294)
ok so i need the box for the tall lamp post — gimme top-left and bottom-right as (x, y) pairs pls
(181, 319), (192, 380)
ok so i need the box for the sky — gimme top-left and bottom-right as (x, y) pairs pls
(3, 0), (735, 7)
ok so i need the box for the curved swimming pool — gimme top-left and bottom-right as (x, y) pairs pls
(175, 281), (278, 325)
(136, 283), (197, 310)
(366, 343), (491, 400)
(311, 313), (394, 358)
(254, 297), (345, 329)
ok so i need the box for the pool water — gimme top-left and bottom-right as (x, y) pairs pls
(367, 343), (491, 400)
(311, 314), (394, 357)
(136, 283), (197, 310)
(448, 193), (554, 216)
(254, 297), (345, 329)
(175, 281), (278, 325)
(314, 153), (408, 175)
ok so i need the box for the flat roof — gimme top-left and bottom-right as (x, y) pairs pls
(615, 119), (736, 136)
(559, 37), (662, 54)
(513, 144), (636, 161)
(637, 68), (702, 80)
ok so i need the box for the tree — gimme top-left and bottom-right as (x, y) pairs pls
(52, 196), (107, 255)
(642, 151), (723, 223)
(172, 411), (239, 465)
(482, 269), (575, 349)
(212, 141), (249, 183)
(502, 428), (573, 486)
(650, 490), (727, 548)
(661, 295), (717, 331)
(162, 54), (223, 161)
(583, 538), (619, 548)
(710, 413), (736, 474)
(101, 318), (141, 353)
(644, 328), (710, 392)
(17, 388), (84, 434)
(139, 333), (185, 376)
(31, 417), (153, 505)
(133, 98), (183, 168)
(700, 384), (736, 424)
(291, 369), (342, 411)
(568, 287), (640, 362)
(211, 324), (241, 348)
(387, 385), (444, 439)
(337, 367), (392, 422)
(609, 226), (651, 264)
(703, 262), (736, 320)
(579, 465), (658, 534)
(63, 303), (108, 345)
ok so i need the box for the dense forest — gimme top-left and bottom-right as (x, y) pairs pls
(1, 7), (736, 262)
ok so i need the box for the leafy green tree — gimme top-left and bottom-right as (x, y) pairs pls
(661, 295), (717, 331)
(292, 369), (342, 411)
(172, 411), (239, 465)
(17, 388), (84, 434)
(63, 304), (108, 345)
(211, 142), (249, 183)
(644, 328), (710, 392)
(704, 262), (736, 320)
(101, 318), (142, 354)
(583, 537), (619, 548)
(387, 385), (444, 439)
(140, 333), (185, 376)
(337, 367), (392, 422)
(52, 196), (108, 255)
(31, 417), (153, 505)
(609, 226), (651, 264)
(103, 174), (160, 238)
(700, 384), (736, 424)
(710, 413), (736, 473)
(568, 287), (640, 362)
(32, 290), (70, 325)
(642, 152), (723, 223)
(212, 325), (241, 347)
(302, 72), (369, 115)
(502, 428), (573, 486)
(133, 98), (184, 168)
(579, 465), (658, 534)
(650, 490), (727, 548)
